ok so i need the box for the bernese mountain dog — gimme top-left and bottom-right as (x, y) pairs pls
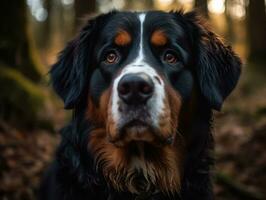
(40, 10), (241, 200)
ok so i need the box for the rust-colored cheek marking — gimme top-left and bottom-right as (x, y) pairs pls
(158, 84), (182, 139)
(151, 30), (167, 46)
(87, 89), (111, 126)
(114, 30), (132, 46)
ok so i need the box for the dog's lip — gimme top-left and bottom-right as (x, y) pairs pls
(122, 119), (149, 129)
(119, 119), (153, 134)
(108, 119), (153, 144)
(110, 120), (174, 146)
(119, 120), (172, 145)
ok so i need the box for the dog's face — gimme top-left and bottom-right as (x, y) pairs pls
(51, 11), (241, 194)
(90, 12), (191, 146)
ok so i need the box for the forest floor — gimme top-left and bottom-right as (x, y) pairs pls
(0, 64), (265, 200)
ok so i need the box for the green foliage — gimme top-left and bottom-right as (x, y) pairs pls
(0, 65), (45, 129)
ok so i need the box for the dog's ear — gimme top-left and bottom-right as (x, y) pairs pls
(183, 12), (242, 110)
(50, 12), (115, 109)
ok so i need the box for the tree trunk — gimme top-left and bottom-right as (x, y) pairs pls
(38, 0), (52, 50)
(74, 0), (96, 29)
(247, 0), (266, 61)
(0, 1), (49, 129)
(126, 0), (154, 10)
(145, 0), (154, 9)
(0, 0), (42, 81)
(224, 0), (235, 43)
(194, 0), (209, 18)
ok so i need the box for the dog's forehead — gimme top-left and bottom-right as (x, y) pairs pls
(99, 11), (185, 40)
(144, 11), (185, 38)
(100, 12), (139, 40)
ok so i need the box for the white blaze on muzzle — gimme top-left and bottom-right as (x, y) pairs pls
(110, 13), (166, 128)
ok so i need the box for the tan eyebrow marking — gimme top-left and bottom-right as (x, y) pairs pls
(151, 30), (167, 46)
(114, 29), (132, 46)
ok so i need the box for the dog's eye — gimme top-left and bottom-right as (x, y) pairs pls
(164, 51), (178, 64)
(105, 51), (119, 64)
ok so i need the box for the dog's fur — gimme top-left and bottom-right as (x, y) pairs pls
(39, 10), (241, 200)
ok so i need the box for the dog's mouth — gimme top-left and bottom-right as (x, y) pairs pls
(109, 114), (173, 147)
(106, 94), (177, 146)
(110, 118), (154, 145)
(122, 119), (150, 132)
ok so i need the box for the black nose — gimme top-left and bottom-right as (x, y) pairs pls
(118, 73), (154, 105)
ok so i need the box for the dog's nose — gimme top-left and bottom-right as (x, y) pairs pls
(118, 73), (154, 105)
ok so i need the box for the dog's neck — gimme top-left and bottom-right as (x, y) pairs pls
(88, 128), (184, 195)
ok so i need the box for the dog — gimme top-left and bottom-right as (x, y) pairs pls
(39, 10), (241, 200)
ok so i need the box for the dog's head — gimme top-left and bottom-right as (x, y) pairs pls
(51, 11), (241, 195)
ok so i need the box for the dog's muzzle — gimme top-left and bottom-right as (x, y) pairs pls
(115, 73), (156, 143)
(108, 65), (168, 145)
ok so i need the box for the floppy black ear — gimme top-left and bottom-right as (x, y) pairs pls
(184, 12), (242, 110)
(50, 12), (115, 109)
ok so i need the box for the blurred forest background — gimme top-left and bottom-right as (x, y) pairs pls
(0, 0), (266, 199)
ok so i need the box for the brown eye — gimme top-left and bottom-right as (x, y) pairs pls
(105, 51), (118, 64)
(164, 51), (178, 64)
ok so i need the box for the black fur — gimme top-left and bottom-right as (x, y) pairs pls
(40, 10), (241, 200)
(50, 12), (116, 109)
(172, 11), (241, 110)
